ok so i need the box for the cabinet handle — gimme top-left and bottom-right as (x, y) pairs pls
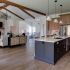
(42, 42), (45, 44)
(56, 42), (59, 45)
(64, 46), (66, 49)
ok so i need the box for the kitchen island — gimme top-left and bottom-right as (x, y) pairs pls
(35, 36), (70, 64)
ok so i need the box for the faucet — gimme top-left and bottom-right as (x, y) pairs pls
(53, 34), (57, 38)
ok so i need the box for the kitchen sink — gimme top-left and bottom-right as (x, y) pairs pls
(54, 37), (63, 39)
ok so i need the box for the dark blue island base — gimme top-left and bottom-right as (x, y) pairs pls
(35, 37), (70, 65)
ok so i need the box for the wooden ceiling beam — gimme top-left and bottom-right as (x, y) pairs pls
(0, 0), (7, 3)
(4, 8), (25, 20)
(5, 1), (46, 16)
(0, 1), (35, 19)
(0, 0), (8, 10)
(0, 4), (9, 10)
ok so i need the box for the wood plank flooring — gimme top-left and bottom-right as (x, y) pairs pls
(0, 39), (70, 70)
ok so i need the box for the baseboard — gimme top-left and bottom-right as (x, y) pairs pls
(0, 46), (9, 48)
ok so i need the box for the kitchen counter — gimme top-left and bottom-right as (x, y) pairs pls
(35, 36), (70, 43)
(35, 36), (70, 64)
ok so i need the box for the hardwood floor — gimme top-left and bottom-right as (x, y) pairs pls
(0, 39), (70, 70)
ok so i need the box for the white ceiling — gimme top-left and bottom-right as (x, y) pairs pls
(1, 0), (70, 19)
(8, 0), (70, 14)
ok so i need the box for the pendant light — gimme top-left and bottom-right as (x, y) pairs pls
(54, 19), (58, 23)
(59, 4), (63, 24)
(53, 0), (58, 23)
(46, 0), (52, 21)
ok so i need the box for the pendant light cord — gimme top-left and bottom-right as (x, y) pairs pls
(48, 0), (50, 15)
(54, 0), (57, 17)
(46, 0), (50, 18)
(60, 5), (63, 20)
(6, 10), (7, 23)
(46, 0), (52, 21)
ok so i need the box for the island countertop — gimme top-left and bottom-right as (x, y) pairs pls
(35, 36), (70, 64)
(35, 36), (70, 43)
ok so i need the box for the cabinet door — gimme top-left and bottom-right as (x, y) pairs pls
(45, 42), (54, 64)
(54, 40), (66, 63)
(67, 37), (70, 51)
(54, 41), (61, 62)
(45, 42), (54, 61)
(35, 41), (45, 60)
(60, 39), (66, 56)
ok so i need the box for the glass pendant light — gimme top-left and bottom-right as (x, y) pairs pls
(54, 19), (58, 23)
(46, 16), (52, 21)
(46, 0), (52, 21)
(53, 0), (58, 23)
(59, 20), (63, 24)
(59, 5), (63, 24)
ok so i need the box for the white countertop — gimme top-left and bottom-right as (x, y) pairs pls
(35, 36), (70, 43)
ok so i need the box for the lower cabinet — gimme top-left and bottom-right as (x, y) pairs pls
(35, 39), (67, 65)
(54, 39), (66, 63)
(35, 41), (54, 64)
(35, 41), (46, 60)
(67, 37), (70, 51)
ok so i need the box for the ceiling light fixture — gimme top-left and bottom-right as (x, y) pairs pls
(54, 19), (58, 23)
(46, 0), (52, 21)
(59, 4), (63, 24)
(53, 0), (58, 23)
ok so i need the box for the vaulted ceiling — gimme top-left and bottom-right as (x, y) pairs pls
(0, 0), (70, 20)
(7, 0), (70, 14)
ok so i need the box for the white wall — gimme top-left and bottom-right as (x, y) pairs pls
(22, 16), (48, 37)
(1, 9), (48, 37)
(19, 21), (27, 35)
(0, 11), (47, 38)
(67, 25), (70, 36)
(4, 15), (21, 35)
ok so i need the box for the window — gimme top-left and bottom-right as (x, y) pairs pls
(67, 25), (70, 36)
(27, 25), (36, 35)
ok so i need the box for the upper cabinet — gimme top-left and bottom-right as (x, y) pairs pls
(61, 14), (70, 24)
(48, 21), (59, 31)
(48, 14), (70, 32)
